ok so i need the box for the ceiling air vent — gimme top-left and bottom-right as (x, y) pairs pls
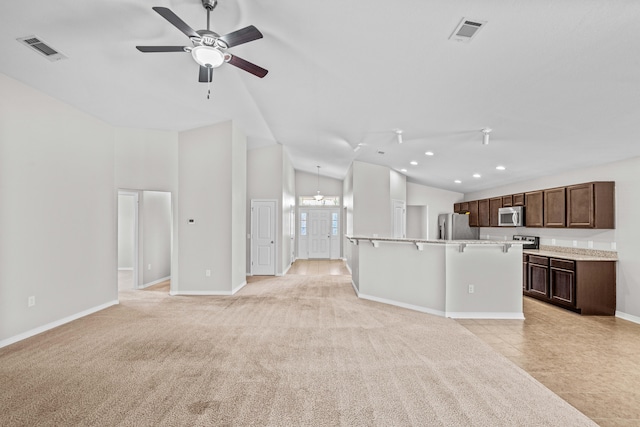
(449, 18), (487, 43)
(17, 35), (67, 62)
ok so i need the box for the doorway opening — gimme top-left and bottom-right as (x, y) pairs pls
(117, 190), (172, 293)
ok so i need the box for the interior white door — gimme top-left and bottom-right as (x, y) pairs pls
(251, 200), (276, 275)
(308, 209), (331, 258)
(393, 200), (406, 238)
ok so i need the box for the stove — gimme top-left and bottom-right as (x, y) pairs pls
(512, 235), (540, 250)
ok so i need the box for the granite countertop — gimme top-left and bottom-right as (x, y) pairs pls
(523, 247), (618, 262)
(346, 236), (524, 246)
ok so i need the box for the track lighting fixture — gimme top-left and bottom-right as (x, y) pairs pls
(395, 129), (403, 144)
(482, 128), (492, 145)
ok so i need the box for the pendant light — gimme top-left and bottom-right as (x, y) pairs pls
(314, 166), (324, 201)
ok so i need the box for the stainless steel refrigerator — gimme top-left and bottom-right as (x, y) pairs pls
(437, 213), (480, 240)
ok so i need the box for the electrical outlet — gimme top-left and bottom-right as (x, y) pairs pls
(28, 296), (35, 307)
(588, 241), (594, 249)
(551, 239), (556, 245)
(573, 240), (578, 247)
(148, 264), (151, 270)
(206, 269), (211, 277)
(468, 284), (474, 294)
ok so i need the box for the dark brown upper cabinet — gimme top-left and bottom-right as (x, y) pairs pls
(460, 202), (469, 213)
(478, 199), (490, 227)
(468, 200), (479, 227)
(489, 197), (503, 227)
(454, 203), (461, 213)
(513, 193), (525, 206)
(544, 187), (566, 227)
(566, 182), (614, 228)
(502, 195), (513, 207)
(525, 191), (544, 227)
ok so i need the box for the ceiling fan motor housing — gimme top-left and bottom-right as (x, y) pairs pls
(202, 0), (218, 11)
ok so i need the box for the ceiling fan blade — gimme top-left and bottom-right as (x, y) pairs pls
(152, 7), (200, 39)
(136, 46), (187, 53)
(228, 55), (268, 78)
(199, 66), (213, 83)
(219, 25), (263, 48)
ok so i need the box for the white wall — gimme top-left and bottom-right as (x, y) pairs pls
(406, 182), (464, 240)
(464, 157), (640, 320)
(118, 194), (136, 269)
(406, 206), (427, 239)
(353, 161), (392, 236)
(141, 191), (172, 286)
(231, 124), (247, 288)
(390, 170), (407, 202)
(114, 126), (179, 291)
(295, 170), (343, 197)
(282, 153), (296, 270)
(177, 121), (246, 294)
(247, 145), (283, 275)
(0, 74), (116, 345)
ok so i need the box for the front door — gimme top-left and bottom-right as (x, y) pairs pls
(251, 200), (276, 275)
(308, 209), (331, 258)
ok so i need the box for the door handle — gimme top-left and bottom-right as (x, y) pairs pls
(271, 241), (274, 244)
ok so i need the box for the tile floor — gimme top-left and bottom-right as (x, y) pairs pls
(457, 297), (640, 426)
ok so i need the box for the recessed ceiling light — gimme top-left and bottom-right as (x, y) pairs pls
(473, 173), (481, 178)
(410, 161), (418, 166)
(496, 165), (506, 171)
(425, 151), (434, 156)
(454, 180), (462, 184)
(401, 168), (407, 172)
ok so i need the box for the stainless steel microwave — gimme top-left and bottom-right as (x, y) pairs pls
(498, 206), (525, 227)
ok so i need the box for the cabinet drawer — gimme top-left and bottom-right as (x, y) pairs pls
(523, 254), (529, 262)
(528, 255), (549, 266)
(550, 258), (575, 270)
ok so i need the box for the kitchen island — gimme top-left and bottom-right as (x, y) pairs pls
(346, 236), (524, 319)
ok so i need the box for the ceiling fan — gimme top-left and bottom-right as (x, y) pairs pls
(136, 0), (268, 87)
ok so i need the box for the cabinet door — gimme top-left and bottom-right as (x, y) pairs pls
(460, 202), (469, 213)
(468, 200), (479, 227)
(502, 195), (513, 207)
(544, 187), (566, 227)
(478, 199), (490, 227)
(566, 182), (614, 229)
(513, 193), (525, 206)
(454, 203), (462, 214)
(523, 255), (529, 291)
(528, 263), (549, 298)
(525, 191), (544, 227)
(550, 267), (575, 307)
(489, 197), (502, 227)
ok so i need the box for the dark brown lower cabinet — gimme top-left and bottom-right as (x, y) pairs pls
(527, 255), (549, 298)
(524, 253), (616, 315)
(522, 254), (529, 292)
(550, 259), (575, 308)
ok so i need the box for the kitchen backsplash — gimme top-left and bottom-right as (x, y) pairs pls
(480, 228), (617, 252)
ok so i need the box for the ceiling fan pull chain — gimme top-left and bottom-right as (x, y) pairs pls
(207, 67), (212, 99)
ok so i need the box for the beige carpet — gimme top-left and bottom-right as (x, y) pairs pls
(0, 275), (596, 426)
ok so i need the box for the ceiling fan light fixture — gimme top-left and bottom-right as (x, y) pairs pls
(191, 45), (225, 68)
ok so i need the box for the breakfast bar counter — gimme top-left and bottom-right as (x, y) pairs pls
(346, 236), (524, 319)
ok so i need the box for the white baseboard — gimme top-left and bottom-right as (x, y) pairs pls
(346, 263), (352, 275)
(616, 310), (640, 325)
(447, 312), (525, 320)
(246, 272), (253, 277)
(140, 275), (170, 289)
(171, 290), (232, 296)
(232, 280), (247, 295)
(350, 279), (359, 296)
(118, 267), (133, 271)
(279, 263), (292, 277)
(358, 292), (447, 318)
(0, 300), (119, 349)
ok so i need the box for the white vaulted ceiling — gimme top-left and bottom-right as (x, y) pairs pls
(1, 1), (640, 192)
